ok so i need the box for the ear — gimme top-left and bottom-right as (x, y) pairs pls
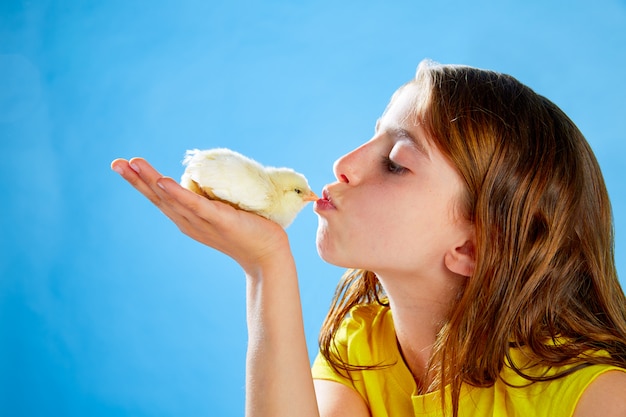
(444, 238), (475, 278)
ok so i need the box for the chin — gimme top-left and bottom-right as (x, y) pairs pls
(315, 235), (334, 264)
(316, 241), (360, 270)
(315, 224), (361, 267)
(315, 219), (372, 269)
(315, 238), (342, 267)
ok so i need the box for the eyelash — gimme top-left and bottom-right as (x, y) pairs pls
(382, 156), (409, 175)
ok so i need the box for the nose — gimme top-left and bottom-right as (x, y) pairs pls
(332, 157), (350, 184)
(333, 142), (370, 184)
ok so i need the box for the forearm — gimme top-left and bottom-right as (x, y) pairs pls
(244, 251), (319, 417)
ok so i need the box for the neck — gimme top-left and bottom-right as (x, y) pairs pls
(376, 270), (464, 392)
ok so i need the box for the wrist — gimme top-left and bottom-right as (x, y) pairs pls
(241, 235), (294, 281)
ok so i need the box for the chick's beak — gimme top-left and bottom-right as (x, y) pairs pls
(303, 190), (319, 202)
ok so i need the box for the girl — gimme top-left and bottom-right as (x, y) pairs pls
(111, 60), (626, 416)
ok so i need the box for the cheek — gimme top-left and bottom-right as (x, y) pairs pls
(314, 187), (424, 265)
(375, 197), (451, 248)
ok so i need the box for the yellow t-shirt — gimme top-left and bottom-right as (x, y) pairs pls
(311, 303), (625, 417)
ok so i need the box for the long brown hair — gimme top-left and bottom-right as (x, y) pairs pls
(318, 60), (626, 416)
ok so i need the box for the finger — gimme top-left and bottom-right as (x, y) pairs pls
(155, 176), (241, 230)
(112, 158), (226, 244)
(157, 177), (216, 214)
(127, 157), (167, 193)
(111, 157), (167, 207)
(153, 177), (238, 243)
(114, 158), (248, 238)
(112, 157), (207, 220)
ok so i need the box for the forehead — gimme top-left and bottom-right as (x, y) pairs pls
(378, 84), (422, 129)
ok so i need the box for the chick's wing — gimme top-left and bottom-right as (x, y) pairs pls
(182, 150), (273, 212)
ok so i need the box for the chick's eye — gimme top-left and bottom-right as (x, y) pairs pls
(382, 156), (408, 175)
(294, 188), (302, 194)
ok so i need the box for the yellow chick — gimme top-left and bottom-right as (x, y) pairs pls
(180, 148), (318, 228)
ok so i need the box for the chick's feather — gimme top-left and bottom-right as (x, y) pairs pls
(180, 148), (317, 228)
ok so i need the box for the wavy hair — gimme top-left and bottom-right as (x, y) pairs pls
(318, 60), (626, 416)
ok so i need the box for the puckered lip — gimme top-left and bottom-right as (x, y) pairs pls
(314, 187), (336, 211)
(322, 188), (331, 201)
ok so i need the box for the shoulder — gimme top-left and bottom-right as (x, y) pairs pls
(347, 303), (390, 327)
(312, 303), (394, 374)
(573, 370), (626, 417)
(337, 303), (392, 346)
(500, 349), (626, 416)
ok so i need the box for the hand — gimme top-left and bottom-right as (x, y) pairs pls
(111, 157), (290, 275)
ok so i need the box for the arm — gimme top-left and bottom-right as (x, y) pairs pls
(244, 244), (319, 417)
(111, 158), (319, 417)
(573, 370), (626, 417)
(314, 380), (370, 417)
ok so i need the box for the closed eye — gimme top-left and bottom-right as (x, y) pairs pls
(382, 156), (409, 175)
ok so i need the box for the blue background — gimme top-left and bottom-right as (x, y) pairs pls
(1, 1), (625, 416)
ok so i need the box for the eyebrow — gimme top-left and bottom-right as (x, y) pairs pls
(389, 127), (430, 159)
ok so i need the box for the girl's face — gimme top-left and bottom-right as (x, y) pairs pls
(314, 84), (472, 280)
